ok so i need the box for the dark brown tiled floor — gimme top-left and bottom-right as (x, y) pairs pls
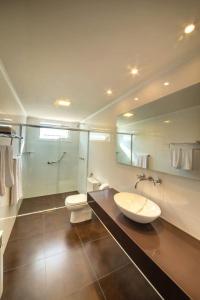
(99, 263), (160, 300)
(2, 193), (161, 300)
(83, 236), (130, 279)
(74, 213), (109, 243)
(19, 191), (78, 214)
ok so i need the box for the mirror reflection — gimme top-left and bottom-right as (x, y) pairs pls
(116, 83), (200, 180)
(116, 133), (132, 165)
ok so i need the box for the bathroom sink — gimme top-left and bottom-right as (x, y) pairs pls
(114, 192), (161, 224)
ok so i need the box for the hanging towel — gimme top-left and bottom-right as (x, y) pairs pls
(138, 154), (149, 169)
(5, 145), (14, 187)
(11, 157), (23, 205)
(170, 145), (181, 169)
(181, 146), (193, 170)
(0, 146), (6, 196)
(133, 153), (149, 169)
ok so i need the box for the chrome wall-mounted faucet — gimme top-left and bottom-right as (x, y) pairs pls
(134, 174), (161, 189)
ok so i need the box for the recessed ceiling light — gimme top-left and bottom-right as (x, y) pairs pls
(123, 112), (134, 118)
(164, 82), (170, 86)
(106, 89), (113, 95)
(130, 68), (139, 75)
(134, 97), (139, 101)
(54, 99), (71, 107)
(163, 120), (171, 124)
(184, 24), (195, 34)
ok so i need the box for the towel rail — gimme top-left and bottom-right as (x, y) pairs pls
(0, 133), (23, 145)
(169, 141), (200, 145)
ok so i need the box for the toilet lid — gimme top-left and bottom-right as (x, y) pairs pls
(65, 194), (87, 206)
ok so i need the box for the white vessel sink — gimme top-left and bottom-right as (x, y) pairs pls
(114, 192), (161, 224)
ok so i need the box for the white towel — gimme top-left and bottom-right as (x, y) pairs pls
(11, 157), (23, 205)
(133, 153), (149, 169)
(5, 146), (14, 187)
(181, 147), (193, 170)
(192, 149), (200, 171)
(0, 146), (6, 196)
(170, 145), (181, 169)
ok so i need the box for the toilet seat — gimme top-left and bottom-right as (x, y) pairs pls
(65, 194), (92, 223)
(65, 194), (87, 207)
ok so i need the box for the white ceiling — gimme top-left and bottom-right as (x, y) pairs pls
(0, 0), (200, 124)
(85, 54), (200, 130)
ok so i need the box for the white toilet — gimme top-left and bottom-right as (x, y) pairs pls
(65, 177), (106, 223)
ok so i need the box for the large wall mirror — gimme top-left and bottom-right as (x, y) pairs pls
(116, 83), (200, 180)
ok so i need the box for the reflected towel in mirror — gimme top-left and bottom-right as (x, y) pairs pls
(170, 145), (181, 169)
(132, 153), (149, 169)
(181, 146), (193, 170)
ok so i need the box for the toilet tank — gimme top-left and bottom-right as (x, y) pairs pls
(87, 177), (101, 192)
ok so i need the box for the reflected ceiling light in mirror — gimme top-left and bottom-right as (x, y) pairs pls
(123, 112), (134, 118)
(134, 97), (139, 101)
(163, 120), (171, 124)
(54, 99), (71, 107)
(184, 24), (195, 34)
(106, 89), (113, 95)
(164, 82), (170, 86)
(130, 67), (139, 75)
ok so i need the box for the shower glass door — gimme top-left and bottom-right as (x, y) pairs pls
(20, 125), (88, 214)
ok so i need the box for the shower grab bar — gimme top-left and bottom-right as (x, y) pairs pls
(47, 152), (67, 165)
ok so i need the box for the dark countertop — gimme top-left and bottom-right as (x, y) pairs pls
(88, 188), (200, 300)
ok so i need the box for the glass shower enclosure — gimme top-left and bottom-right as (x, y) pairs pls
(20, 125), (89, 213)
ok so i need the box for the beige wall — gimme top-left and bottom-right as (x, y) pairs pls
(0, 60), (26, 123)
(89, 134), (200, 240)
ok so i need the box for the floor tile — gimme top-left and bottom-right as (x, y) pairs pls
(19, 191), (79, 214)
(9, 213), (44, 241)
(45, 249), (96, 299)
(66, 282), (105, 300)
(44, 208), (69, 232)
(19, 196), (55, 214)
(3, 192), (161, 299)
(31, 196), (56, 210)
(2, 260), (46, 300)
(44, 227), (82, 258)
(84, 236), (130, 279)
(74, 214), (109, 243)
(99, 263), (161, 300)
(4, 234), (45, 271)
